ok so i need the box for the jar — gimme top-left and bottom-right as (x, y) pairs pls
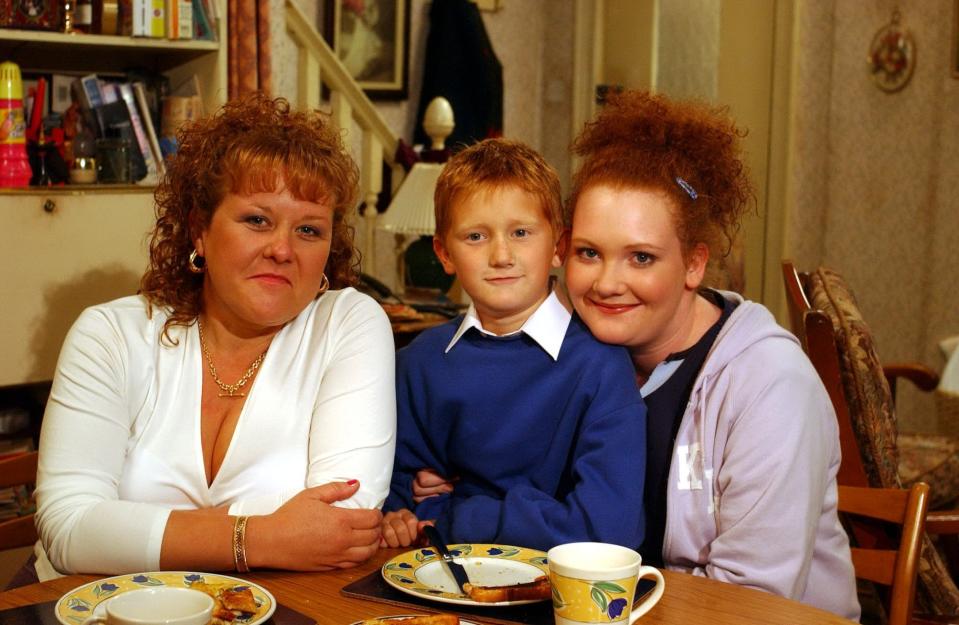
(95, 136), (130, 183)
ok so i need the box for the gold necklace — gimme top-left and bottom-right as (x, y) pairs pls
(197, 319), (267, 398)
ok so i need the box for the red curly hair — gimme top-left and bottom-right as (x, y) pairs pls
(568, 90), (754, 262)
(140, 93), (360, 341)
(434, 138), (563, 239)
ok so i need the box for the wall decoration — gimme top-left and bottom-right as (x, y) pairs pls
(868, 8), (916, 92)
(324, 0), (411, 100)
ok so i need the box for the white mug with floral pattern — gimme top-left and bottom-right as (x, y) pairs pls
(548, 542), (665, 625)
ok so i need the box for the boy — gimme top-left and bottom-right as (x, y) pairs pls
(382, 138), (646, 551)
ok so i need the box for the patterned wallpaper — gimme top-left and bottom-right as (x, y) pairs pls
(788, 0), (959, 434)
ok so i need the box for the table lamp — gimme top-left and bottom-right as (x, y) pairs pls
(378, 97), (455, 295)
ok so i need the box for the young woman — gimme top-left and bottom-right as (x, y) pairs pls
(563, 90), (860, 620)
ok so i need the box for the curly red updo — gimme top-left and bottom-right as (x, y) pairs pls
(139, 93), (360, 340)
(568, 90), (754, 262)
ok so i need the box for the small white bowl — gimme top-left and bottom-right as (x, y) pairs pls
(83, 587), (213, 625)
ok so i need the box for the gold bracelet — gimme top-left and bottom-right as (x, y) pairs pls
(232, 515), (250, 573)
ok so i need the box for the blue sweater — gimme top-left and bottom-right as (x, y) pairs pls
(385, 314), (647, 551)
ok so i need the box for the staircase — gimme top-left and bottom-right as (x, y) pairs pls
(284, 0), (404, 281)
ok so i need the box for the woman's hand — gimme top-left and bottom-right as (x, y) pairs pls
(412, 469), (457, 503)
(380, 509), (434, 548)
(248, 480), (382, 570)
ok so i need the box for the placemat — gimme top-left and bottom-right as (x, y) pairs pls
(0, 599), (316, 625)
(340, 570), (553, 625)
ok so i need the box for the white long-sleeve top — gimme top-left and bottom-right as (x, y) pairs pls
(34, 289), (396, 580)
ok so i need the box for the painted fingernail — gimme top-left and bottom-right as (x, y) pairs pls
(347, 479), (358, 485)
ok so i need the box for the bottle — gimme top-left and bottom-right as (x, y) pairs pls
(32, 127), (52, 187)
(0, 61), (33, 188)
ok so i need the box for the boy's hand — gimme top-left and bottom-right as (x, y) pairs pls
(412, 468), (457, 503)
(380, 509), (434, 548)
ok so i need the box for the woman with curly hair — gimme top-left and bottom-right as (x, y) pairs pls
(32, 94), (395, 581)
(563, 91), (860, 619)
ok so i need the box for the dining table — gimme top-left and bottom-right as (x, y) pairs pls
(0, 549), (857, 625)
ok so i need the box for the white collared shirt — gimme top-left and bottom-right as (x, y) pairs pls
(444, 290), (572, 361)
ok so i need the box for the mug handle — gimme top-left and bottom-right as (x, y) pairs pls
(628, 565), (665, 624)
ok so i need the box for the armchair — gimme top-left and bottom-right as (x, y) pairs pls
(781, 261), (959, 619)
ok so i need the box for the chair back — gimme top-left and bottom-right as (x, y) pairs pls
(782, 260), (959, 616)
(840, 482), (929, 625)
(781, 261), (871, 488)
(0, 451), (38, 551)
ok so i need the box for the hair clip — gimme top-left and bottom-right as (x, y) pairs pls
(675, 177), (698, 200)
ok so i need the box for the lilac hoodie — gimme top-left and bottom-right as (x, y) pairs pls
(659, 291), (860, 621)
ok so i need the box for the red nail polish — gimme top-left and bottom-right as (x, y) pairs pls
(347, 479), (358, 485)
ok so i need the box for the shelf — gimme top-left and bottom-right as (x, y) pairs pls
(0, 27), (219, 74)
(0, 184), (153, 196)
(0, 28), (218, 50)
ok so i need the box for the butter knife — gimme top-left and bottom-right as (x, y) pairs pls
(423, 525), (471, 595)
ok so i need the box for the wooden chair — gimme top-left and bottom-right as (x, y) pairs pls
(0, 451), (38, 551)
(782, 260), (959, 619)
(782, 261), (958, 505)
(841, 483), (930, 625)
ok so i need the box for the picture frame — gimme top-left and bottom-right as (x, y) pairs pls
(323, 0), (410, 100)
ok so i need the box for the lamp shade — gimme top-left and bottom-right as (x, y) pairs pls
(378, 162), (445, 236)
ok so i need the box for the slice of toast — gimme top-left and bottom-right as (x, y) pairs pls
(463, 575), (551, 602)
(361, 616), (459, 625)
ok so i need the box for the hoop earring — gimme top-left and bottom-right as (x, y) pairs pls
(188, 249), (206, 274)
(317, 273), (330, 295)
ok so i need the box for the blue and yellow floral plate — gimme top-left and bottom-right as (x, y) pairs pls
(54, 571), (276, 625)
(381, 544), (549, 607)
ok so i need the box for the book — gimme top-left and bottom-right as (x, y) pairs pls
(133, 81), (165, 176)
(71, 76), (101, 136)
(201, 0), (215, 23)
(165, 0), (191, 38)
(79, 74), (105, 109)
(149, 0), (164, 36)
(116, 82), (158, 183)
(191, 0), (214, 40)
(177, 0), (192, 37)
(132, 0), (145, 35)
(132, 0), (163, 36)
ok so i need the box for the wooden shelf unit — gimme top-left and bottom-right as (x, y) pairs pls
(0, 8), (226, 387)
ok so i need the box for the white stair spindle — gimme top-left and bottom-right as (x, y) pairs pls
(297, 48), (320, 110)
(361, 132), (383, 274)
